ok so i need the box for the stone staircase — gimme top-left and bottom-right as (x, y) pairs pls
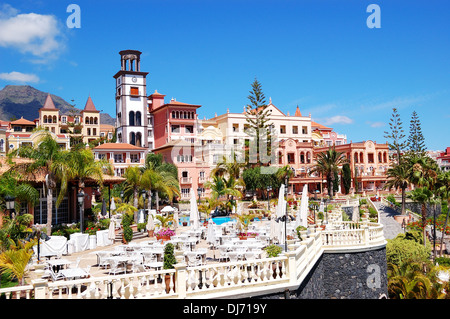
(113, 229), (148, 243)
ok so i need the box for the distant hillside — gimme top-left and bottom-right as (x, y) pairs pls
(0, 85), (116, 125)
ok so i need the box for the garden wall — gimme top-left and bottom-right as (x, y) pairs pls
(257, 247), (388, 299)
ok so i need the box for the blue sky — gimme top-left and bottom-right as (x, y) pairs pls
(0, 0), (449, 150)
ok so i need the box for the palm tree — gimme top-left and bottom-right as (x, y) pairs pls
(407, 154), (439, 189)
(388, 261), (445, 299)
(141, 154), (180, 210)
(436, 171), (450, 256)
(312, 147), (347, 199)
(408, 187), (435, 246)
(123, 166), (141, 208)
(211, 154), (244, 180)
(10, 133), (65, 236)
(204, 175), (242, 214)
(61, 148), (112, 194)
(384, 160), (410, 215)
(205, 175), (242, 200)
(155, 215), (174, 228)
(0, 171), (39, 217)
(0, 238), (36, 286)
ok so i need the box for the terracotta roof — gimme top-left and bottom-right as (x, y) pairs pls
(41, 93), (57, 110)
(93, 142), (146, 151)
(11, 117), (35, 126)
(149, 89), (165, 97)
(311, 121), (332, 130)
(82, 96), (99, 113)
(294, 106), (302, 117)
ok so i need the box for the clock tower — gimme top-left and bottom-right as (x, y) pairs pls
(114, 50), (149, 147)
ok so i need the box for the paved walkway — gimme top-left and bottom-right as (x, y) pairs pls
(373, 201), (404, 240)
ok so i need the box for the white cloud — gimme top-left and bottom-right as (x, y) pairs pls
(0, 71), (40, 83)
(366, 121), (385, 128)
(320, 115), (354, 125)
(0, 5), (64, 58)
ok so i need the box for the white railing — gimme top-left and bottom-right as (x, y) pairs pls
(1, 221), (386, 299)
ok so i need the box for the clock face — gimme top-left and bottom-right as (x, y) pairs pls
(132, 77), (137, 83)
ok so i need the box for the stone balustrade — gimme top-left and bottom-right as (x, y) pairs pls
(0, 220), (386, 300)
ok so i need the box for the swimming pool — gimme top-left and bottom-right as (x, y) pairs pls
(178, 216), (233, 226)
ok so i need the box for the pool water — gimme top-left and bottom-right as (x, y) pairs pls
(178, 216), (233, 226)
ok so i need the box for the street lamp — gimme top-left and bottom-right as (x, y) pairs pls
(309, 202), (318, 224)
(284, 177), (289, 252)
(77, 191), (85, 233)
(197, 187), (202, 204)
(141, 190), (147, 223)
(5, 195), (15, 218)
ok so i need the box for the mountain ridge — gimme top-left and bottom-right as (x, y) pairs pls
(0, 85), (116, 126)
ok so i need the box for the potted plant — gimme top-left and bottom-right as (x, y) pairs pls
(264, 244), (283, 278)
(121, 211), (134, 244)
(156, 228), (175, 242)
(163, 243), (177, 293)
(296, 225), (307, 241)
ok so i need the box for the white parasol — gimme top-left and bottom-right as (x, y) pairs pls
(173, 210), (179, 229)
(298, 184), (309, 228)
(206, 219), (216, 245)
(190, 188), (200, 230)
(108, 220), (116, 242)
(275, 184), (286, 244)
(161, 206), (175, 213)
(146, 214), (155, 232)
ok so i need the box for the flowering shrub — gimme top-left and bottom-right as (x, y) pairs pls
(156, 228), (175, 237)
(237, 232), (258, 237)
(85, 227), (101, 236)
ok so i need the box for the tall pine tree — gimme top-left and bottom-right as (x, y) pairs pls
(383, 107), (406, 163)
(244, 78), (273, 167)
(406, 110), (426, 157)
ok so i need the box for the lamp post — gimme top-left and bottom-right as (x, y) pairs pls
(284, 176), (289, 252)
(77, 190), (85, 233)
(5, 195), (15, 218)
(267, 186), (272, 210)
(309, 203), (318, 225)
(197, 187), (202, 204)
(433, 208), (437, 261)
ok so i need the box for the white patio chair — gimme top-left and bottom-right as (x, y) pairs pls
(227, 252), (241, 262)
(48, 267), (65, 282)
(98, 253), (111, 269)
(83, 265), (91, 278)
(69, 257), (81, 269)
(218, 246), (229, 262)
(108, 259), (126, 275)
(185, 252), (202, 267)
(244, 251), (257, 261)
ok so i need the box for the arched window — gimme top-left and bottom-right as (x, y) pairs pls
(94, 117), (98, 124)
(130, 132), (136, 145)
(383, 152), (387, 163)
(360, 152), (364, 163)
(129, 111), (135, 126)
(43, 115), (48, 123)
(354, 152), (358, 163)
(118, 133), (122, 143)
(172, 111), (175, 118)
(53, 116), (57, 123)
(85, 117), (89, 124)
(136, 132), (142, 147)
(136, 111), (141, 126)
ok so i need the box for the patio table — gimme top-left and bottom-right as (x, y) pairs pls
(59, 268), (88, 280)
(47, 258), (73, 273)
